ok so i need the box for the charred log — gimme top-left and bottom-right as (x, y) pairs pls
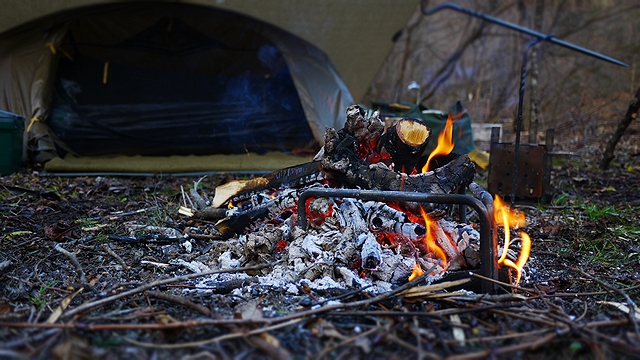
(224, 161), (326, 207)
(378, 118), (431, 173)
(215, 188), (300, 239)
(321, 125), (475, 213)
(342, 104), (385, 161)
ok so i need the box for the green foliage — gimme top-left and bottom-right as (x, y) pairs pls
(28, 281), (56, 311)
(582, 203), (617, 221)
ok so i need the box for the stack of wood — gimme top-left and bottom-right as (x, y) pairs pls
(181, 105), (479, 283)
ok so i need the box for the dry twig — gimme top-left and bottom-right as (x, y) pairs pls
(144, 291), (210, 316)
(54, 244), (87, 284)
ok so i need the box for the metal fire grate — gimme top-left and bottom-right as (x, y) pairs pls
(488, 143), (547, 199)
(297, 187), (498, 294)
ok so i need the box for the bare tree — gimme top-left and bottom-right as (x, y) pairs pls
(363, 0), (640, 156)
(600, 86), (640, 169)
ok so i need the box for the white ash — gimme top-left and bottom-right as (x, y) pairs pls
(126, 223), (183, 238)
(363, 201), (425, 240)
(181, 240), (193, 253)
(187, 198), (481, 295)
(170, 259), (210, 273)
(359, 233), (382, 270)
(371, 249), (417, 283)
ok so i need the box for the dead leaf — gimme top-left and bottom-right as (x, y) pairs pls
(259, 332), (282, 347)
(52, 334), (93, 360)
(44, 220), (80, 241)
(0, 298), (13, 315)
(304, 318), (345, 339)
(88, 273), (102, 287)
(156, 313), (180, 325)
(598, 185), (617, 192)
(450, 314), (466, 344)
(46, 287), (84, 324)
(238, 297), (264, 320)
(597, 301), (640, 320)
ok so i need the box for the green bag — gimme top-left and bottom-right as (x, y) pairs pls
(368, 101), (475, 156)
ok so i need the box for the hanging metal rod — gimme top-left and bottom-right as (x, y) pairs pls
(421, 2), (628, 68)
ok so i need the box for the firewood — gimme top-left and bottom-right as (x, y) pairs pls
(321, 123), (475, 214)
(217, 162), (326, 208)
(378, 118), (431, 174)
(342, 105), (385, 161)
(215, 188), (300, 239)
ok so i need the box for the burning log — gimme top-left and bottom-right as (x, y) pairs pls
(321, 125), (475, 214)
(177, 104), (494, 287)
(215, 187), (301, 239)
(378, 118), (431, 173)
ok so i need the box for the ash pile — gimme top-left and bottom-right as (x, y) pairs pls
(180, 104), (487, 295)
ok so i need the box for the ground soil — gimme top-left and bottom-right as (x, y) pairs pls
(1, 135), (640, 359)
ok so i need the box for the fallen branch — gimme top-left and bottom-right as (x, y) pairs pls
(62, 261), (280, 319)
(122, 318), (304, 349)
(570, 267), (640, 345)
(600, 85), (640, 169)
(102, 244), (129, 270)
(54, 244), (87, 284)
(145, 291), (210, 316)
(107, 234), (181, 244)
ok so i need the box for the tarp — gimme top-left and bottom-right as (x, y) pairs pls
(0, 2), (354, 166)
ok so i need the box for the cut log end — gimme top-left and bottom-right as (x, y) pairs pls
(397, 119), (430, 147)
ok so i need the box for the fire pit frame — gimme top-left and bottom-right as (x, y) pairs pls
(297, 188), (498, 293)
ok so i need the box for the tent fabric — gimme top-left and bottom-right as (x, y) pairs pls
(0, 2), (353, 166)
(44, 152), (312, 174)
(0, 0), (420, 103)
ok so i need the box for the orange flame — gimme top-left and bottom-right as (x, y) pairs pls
(419, 206), (448, 268)
(501, 232), (531, 286)
(422, 113), (455, 173)
(408, 263), (424, 281)
(493, 195), (531, 286)
(227, 201), (234, 209)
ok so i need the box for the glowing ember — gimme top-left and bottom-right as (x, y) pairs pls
(419, 206), (448, 269)
(493, 195), (531, 286)
(408, 263), (424, 281)
(422, 113), (455, 172)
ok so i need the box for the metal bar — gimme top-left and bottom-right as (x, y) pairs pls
(543, 128), (555, 201)
(297, 188), (498, 294)
(457, 186), (466, 223)
(511, 38), (544, 204)
(421, 2), (628, 67)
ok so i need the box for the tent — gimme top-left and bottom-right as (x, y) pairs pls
(0, 2), (356, 171)
(0, 2), (354, 169)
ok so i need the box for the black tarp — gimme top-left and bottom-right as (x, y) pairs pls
(48, 17), (313, 156)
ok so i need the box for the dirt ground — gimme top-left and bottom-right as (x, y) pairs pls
(1, 133), (640, 359)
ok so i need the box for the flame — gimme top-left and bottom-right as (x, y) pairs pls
(493, 195), (526, 228)
(501, 232), (531, 286)
(408, 263), (424, 281)
(493, 195), (531, 286)
(422, 113), (455, 173)
(227, 201), (233, 209)
(419, 206), (448, 268)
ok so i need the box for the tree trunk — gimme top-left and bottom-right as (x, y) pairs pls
(600, 86), (640, 169)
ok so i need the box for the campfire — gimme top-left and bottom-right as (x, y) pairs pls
(180, 105), (531, 292)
